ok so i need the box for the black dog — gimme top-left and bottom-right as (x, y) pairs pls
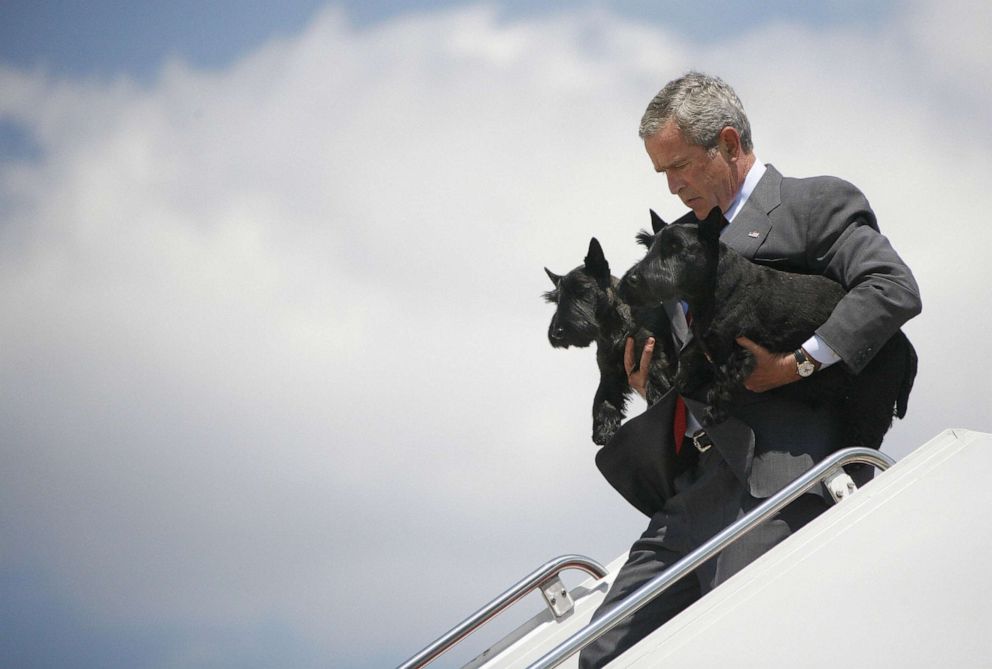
(620, 207), (916, 449)
(544, 237), (677, 446)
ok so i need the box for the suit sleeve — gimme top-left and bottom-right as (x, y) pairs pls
(801, 177), (922, 373)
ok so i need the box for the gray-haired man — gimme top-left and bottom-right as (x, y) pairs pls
(579, 72), (921, 668)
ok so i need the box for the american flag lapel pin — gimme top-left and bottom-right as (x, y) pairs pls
(748, 230), (760, 238)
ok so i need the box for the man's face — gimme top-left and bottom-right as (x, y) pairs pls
(644, 120), (736, 220)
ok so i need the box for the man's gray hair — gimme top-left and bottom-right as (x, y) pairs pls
(639, 71), (753, 153)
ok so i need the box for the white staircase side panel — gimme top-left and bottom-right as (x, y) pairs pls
(613, 428), (992, 668)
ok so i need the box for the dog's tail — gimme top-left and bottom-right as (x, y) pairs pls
(840, 329), (917, 450)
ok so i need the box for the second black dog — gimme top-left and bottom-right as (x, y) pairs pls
(545, 237), (676, 446)
(619, 207), (916, 450)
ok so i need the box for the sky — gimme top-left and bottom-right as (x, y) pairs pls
(1, 1), (990, 668)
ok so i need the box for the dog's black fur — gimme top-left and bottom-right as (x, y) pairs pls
(619, 207), (917, 450)
(544, 237), (677, 446)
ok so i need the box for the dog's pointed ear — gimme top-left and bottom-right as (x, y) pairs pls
(543, 267), (561, 303)
(584, 238), (611, 288)
(698, 206), (727, 242)
(650, 209), (668, 234)
(635, 229), (655, 249)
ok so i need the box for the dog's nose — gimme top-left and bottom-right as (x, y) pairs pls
(550, 326), (565, 341)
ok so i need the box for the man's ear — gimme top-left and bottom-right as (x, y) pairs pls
(698, 206), (727, 242)
(584, 238), (611, 289)
(718, 126), (742, 160)
(544, 267), (562, 286)
(650, 209), (668, 234)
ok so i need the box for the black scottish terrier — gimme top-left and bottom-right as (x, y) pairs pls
(544, 237), (677, 446)
(619, 207), (917, 450)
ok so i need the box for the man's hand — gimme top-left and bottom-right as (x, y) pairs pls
(625, 336), (654, 399)
(736, 336), (798, 392)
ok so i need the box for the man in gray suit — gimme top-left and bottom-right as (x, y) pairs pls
(578, 72), (922, 668)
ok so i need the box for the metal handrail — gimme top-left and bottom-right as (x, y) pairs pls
(397, 554), (608, 669)
(528, 447), (896, 669)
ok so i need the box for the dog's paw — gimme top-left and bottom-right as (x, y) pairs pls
(702, 388), (729, 425)
(593, 402), (622, 445)
(701, 406), (727, 426)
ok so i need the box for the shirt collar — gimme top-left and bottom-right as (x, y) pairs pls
(723, 158), (766, 226)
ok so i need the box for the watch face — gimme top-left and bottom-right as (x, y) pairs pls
(797, 360), (816, 377)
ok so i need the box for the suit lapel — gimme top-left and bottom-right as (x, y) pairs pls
(722, 164), (782, 260)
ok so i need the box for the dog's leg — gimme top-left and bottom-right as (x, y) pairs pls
(675, 340), (713, 400)
(703, 369), (734, 425)
(703, 343), (754, 425)
(645, 348), (675, 405)
(592, 371), (628, 445)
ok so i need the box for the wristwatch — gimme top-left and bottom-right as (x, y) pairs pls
(794, 348), (818, 378)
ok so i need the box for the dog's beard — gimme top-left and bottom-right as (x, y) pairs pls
(547, 301), (599, 348)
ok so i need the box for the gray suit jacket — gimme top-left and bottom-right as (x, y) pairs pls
(726, 165), (921, 373)
(597, 165), (922, 513)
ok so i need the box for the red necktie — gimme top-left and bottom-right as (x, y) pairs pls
(673, 395), (687, 455)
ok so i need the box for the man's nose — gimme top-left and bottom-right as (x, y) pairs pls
(666, 171), (682, 195)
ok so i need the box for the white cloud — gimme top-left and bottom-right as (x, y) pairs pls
(1, 2), (990, 666)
